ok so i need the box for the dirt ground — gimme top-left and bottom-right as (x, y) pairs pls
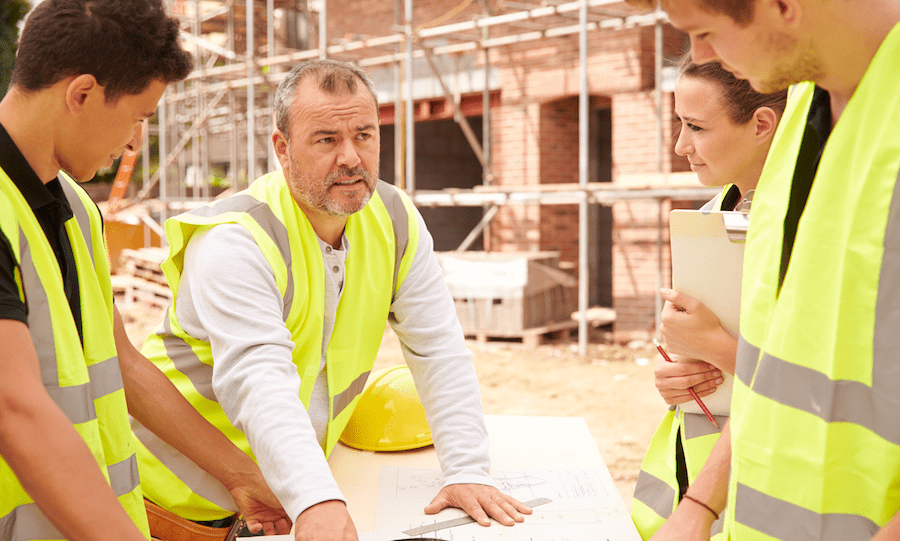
(120, 303), (667, 511)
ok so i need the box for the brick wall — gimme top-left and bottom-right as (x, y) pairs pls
(538, 97), (579, 268)
(612, 199), (669, 335)
(321, 0), (693, 337)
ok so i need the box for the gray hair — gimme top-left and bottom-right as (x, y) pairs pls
(274, 59), (379, 140)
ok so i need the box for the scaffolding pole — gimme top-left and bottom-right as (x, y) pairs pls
(419, 47), (487, 169)
(149, 0), (677, 351)
(481, 14), (492, 250)
(159, 87), (168, 225)
(268, 0), (276, 172)
(577, 0), (589, 355)
(405, 0), (415, 193)
(246, 0), (255, 183)
(408, 184), (717, 207)
(654, 7), (665, 340)
(394, 0), (404, 189)
(319, 0), (326, 59)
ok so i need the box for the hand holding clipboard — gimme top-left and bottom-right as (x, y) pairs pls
(665, 210), (748, 417)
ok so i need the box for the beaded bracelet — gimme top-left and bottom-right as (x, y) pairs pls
(682, 494), (720, 521)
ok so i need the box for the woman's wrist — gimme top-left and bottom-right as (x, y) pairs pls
(709, 330), (738, 375)
(681, 493), (720, 521)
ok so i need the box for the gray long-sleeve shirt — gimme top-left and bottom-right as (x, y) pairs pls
(175, 206), (494, 522)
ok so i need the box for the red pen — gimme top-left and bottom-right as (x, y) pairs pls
(652, 339), (720, 430)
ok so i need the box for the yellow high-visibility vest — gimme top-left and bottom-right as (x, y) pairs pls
(135, 173), (419, 521)
(729, 23), (900, 540)
(0, 169), (148, 540)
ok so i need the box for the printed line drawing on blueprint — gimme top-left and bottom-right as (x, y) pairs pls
(395, 469), (444, 499)
(394, 469), (608, 502)
(494, 469), (609, 501)
(377, 467), (639, 541)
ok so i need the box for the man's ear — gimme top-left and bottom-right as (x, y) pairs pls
(771, 0), (802, 29)
(754, 106), (779, 142)
(272, 129), (291, 171)
(65, 74), (101, 113)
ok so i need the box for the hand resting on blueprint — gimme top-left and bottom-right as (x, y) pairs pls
(294, 500), (357, 541)
(424, 484), (532, 527)
(658, 288), (737, 375)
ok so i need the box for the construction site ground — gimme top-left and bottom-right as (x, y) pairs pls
(120, 302), (667, 511)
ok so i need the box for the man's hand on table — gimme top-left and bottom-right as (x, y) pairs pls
(294, 500), (358, 541)
(424, 484), (532, 527)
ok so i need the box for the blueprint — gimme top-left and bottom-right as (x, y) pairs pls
(373, 467), (641, 541)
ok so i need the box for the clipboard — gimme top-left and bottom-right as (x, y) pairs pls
(668, 209), (749, 416)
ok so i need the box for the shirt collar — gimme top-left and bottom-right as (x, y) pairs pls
(0, 121), (61, 212)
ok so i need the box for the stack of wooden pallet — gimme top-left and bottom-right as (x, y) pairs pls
(111, 247), (172, 310)
(437, 251), (582, 346)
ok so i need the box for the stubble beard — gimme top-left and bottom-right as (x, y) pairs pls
(753, 33), (825, 94)
(289, 165), (377, 217)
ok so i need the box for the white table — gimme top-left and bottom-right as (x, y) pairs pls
(327, 415), (640, 540)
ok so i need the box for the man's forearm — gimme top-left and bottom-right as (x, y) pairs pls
(389, 215), (494, 487)
(113, 307), (260, 492)
(0, 320), (145, 541)
(0, 393), (146, 540)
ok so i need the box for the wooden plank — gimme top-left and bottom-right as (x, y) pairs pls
(464, 319), (578, 345)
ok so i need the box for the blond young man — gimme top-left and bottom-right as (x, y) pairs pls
(624, 1), (900, 540)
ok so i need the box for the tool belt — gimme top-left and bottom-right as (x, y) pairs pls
(145, 499), (238, 541)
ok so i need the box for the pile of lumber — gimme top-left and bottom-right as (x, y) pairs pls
(111, 247), (172, 310)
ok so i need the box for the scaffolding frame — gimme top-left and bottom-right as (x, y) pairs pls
(132, 0), (713, 354)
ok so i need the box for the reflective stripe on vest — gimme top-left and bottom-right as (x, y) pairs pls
(136, 174), (419, 520)
(729, 24), (900, 541)
(0, 170), (147, 540)
(0, 504), (60, 541)
(632, 409), (725, 540)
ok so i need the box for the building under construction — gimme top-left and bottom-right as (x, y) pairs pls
(111, 0), (718, 348)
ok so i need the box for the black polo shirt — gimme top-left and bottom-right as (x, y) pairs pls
(0, 122), (83, 342)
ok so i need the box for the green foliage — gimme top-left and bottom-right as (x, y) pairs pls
(209, 171), (231, 188)
(0, 0), (30, 99)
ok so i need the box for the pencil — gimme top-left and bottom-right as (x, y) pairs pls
(652, 339), (720, 430)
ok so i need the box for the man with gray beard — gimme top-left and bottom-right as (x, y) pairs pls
(132, 59), (531, 541)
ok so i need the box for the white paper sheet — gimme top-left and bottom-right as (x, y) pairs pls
(373, 467), (641, 541)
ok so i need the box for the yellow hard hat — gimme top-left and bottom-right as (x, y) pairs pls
(339, 365), (433, 452)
